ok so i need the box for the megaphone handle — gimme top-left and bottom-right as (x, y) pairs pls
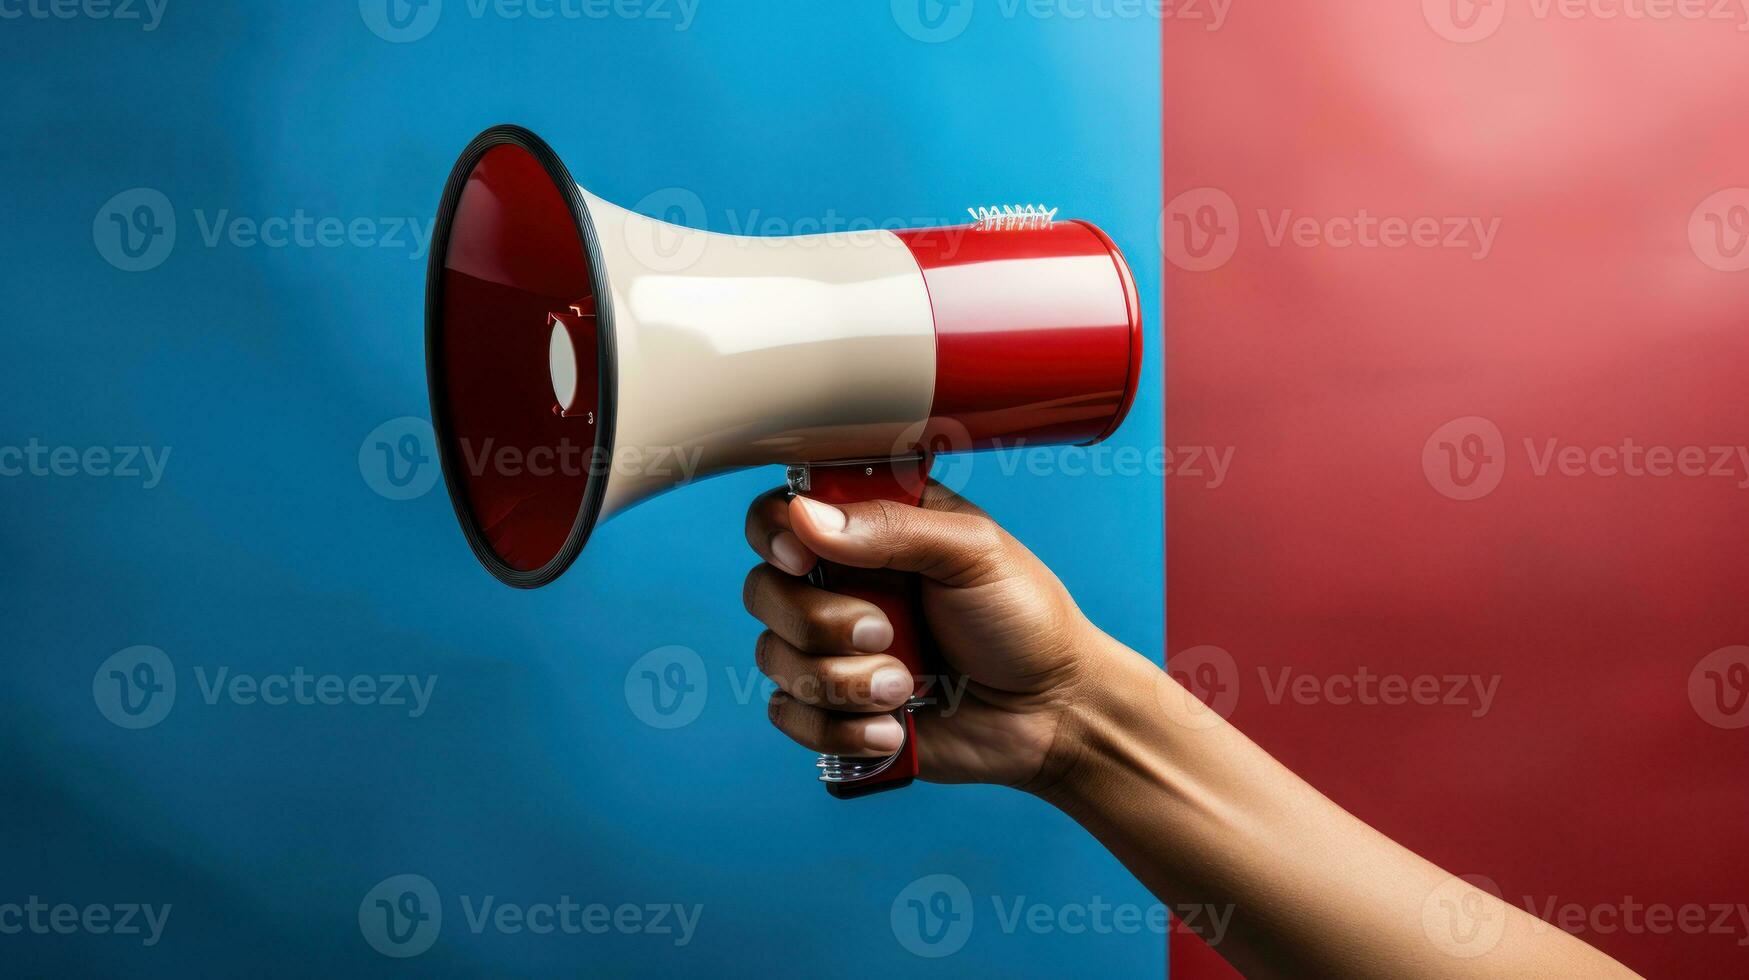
(786, 456), (937, 800)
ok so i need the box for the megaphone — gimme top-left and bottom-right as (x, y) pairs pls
(426, 125), (1141, 798)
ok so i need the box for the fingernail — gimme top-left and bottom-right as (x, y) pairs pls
(769, 531), (808, 575)
(871, 667), (914, 704)
(851, 616), (894, 653)
(864, 715), (905, 753)
(794, 495), (848, 534)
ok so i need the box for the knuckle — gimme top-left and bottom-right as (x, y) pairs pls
(962, 513), (1007, 558)
(741, 564), (770, 614)
(800, 603), (851, 654)
(753, 630), (781, 675)
(816, 661), (863, 707)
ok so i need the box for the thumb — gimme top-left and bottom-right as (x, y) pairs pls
(787, 494), (1009, 588)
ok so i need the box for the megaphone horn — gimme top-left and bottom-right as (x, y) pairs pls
(426, 125), (1141, 798)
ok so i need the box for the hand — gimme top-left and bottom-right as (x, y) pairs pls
(742, 481), (1119, 790)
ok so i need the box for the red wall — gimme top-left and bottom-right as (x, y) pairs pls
(1165, 5), (1749, 975)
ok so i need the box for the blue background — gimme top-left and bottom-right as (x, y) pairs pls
(1, 2), (1162, 975)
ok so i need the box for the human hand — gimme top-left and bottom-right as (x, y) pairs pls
(742, 481), (1123, 791)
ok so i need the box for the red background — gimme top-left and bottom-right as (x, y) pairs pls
(1164, 4), (1749, 975)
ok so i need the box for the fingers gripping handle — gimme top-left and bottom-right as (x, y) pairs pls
(786, 457), (937, 800)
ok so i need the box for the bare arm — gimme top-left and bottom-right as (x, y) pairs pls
(741, 482), (1636, 977)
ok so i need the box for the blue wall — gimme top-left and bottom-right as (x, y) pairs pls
(1, 2), (1162, 975)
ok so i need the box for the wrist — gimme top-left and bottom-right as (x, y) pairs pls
(1023, 625), (1173, 806)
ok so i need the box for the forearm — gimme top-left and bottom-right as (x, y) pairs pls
(1035, 635), (1635, 978)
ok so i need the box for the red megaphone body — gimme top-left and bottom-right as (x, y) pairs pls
(427, 125), (1141, 797)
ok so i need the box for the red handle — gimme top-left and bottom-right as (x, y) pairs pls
(793, 456), (937, 800)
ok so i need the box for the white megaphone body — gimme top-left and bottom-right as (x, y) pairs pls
(427, 125), (1141, 797)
